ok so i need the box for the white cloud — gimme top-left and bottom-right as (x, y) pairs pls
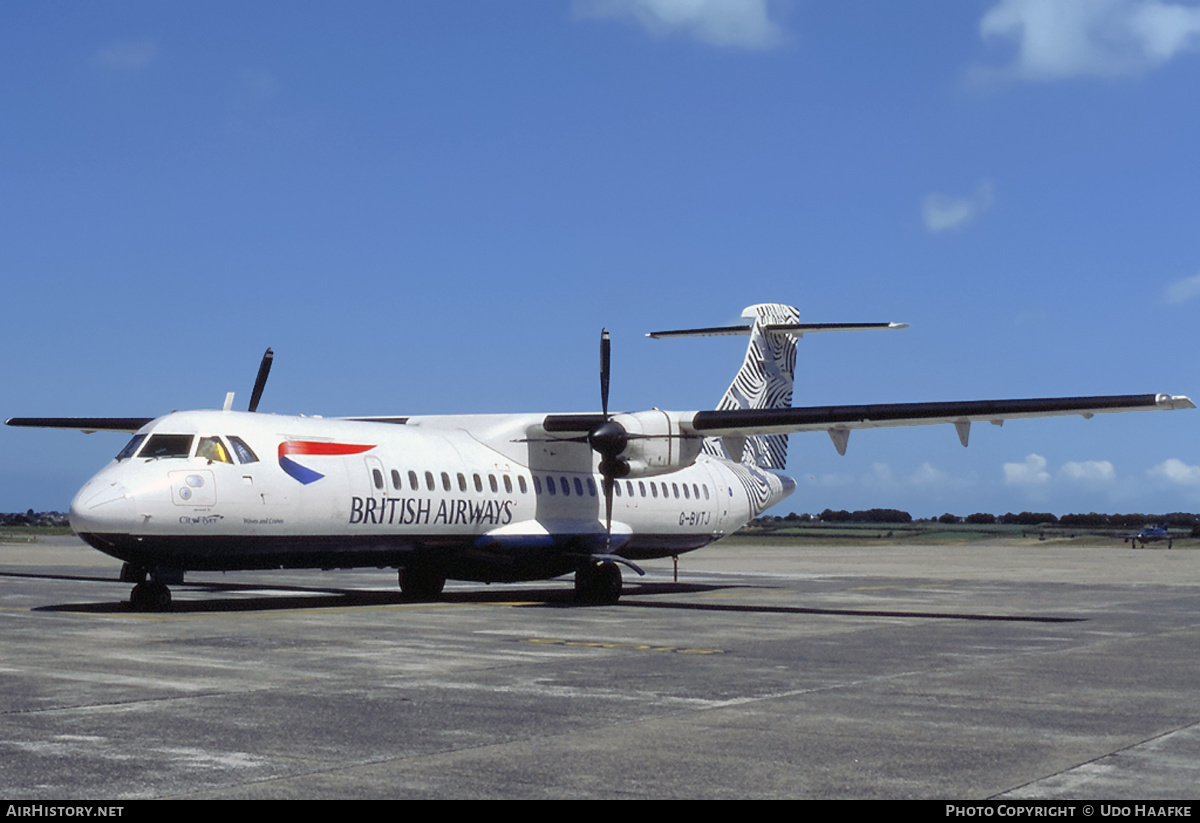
(922, 182), (994, 233)
(1164, 271), (1200, 304)
(869, 462), (893, 484)
(977, 0), (1200, 81)
(909, 462), (948, 486)
(574, 0), (786, 50)
(94, 39), (158, 71)
(1004, 453), (1050, 485)
(1059, 460), (1116, 482)
(1150, 458), (1200, 485)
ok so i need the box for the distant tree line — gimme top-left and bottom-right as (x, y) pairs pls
(1, 510), (69, 527)
(753, 510), (1200, 529)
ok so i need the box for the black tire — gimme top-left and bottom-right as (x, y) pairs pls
(130, 581), (172, 612)
(398, 567), (446, 600)
(575, 561), (622, 605)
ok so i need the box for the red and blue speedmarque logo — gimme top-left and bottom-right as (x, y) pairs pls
(278, 441), (375, 484)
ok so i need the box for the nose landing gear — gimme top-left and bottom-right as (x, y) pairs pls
(129, 580), (172, 612)
(122, 563), (176, 612)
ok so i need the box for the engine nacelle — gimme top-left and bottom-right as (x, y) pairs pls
(607, 410), (704, 478)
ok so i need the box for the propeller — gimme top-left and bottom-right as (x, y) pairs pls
(247, 348), (274, 413)
(588, 329), (630, 550)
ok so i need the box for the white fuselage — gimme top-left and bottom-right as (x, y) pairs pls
(68, 409), (794, 582)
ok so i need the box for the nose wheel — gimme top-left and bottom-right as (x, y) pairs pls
(129, 580), (172, 612)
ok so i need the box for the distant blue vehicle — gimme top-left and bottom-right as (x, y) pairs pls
(1126, 524), (1173, 549)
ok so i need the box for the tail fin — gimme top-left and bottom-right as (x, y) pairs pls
(647, 304), (907, 470)
(706, 303), (800, 469)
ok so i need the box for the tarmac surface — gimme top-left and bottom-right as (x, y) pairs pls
(1, 533), (1198, 800)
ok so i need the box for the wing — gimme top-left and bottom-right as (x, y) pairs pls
(541, 393), (1194, 456)
(5, 418), (154, 433)
(684, 393), (1194, 454)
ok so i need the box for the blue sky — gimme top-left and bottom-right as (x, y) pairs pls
(4, 0), (1200, 518)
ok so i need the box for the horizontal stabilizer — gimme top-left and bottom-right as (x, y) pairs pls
(646, 322), (907, 339)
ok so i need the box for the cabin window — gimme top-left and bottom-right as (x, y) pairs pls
(441, 472), (451, 491)
(546, 476), (556, 496)
(503, 475), (513, 493)
(672, 483), (679, 499)
(372, 468), (384, 490)
(650, 483), (657, 499)
(614, 482), (621, 498)
(407, 470), (418, 489)
(626, 480), (634, 497)
(638, 481), (646, 497)
(702, 485), (710, 500)
(586, 478), (596, 497)
(573, 477), (584, 497)
(560, 477), (570, 496)
(391, 469), (402, 490)
(458, 473), (467, 492)
(228, 436), (259, 464)
(518, 476), (528, 494)
(473, 473), (483, 492)
(424, 471), (435, 491)
(533, 476), (542, 495)
(488, 474), (498, 493)
(116, 434), (146, 461)
(682, 484), (690, 500)
(138, 434), (193, 459)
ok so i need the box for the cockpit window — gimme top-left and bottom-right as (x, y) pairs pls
(116, 434), (146, 461)
(197, 436), (232, 464)
(228, 437), (258, 464)
(137, 434), (194, 459)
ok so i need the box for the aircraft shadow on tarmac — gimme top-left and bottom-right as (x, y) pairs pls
(22, 574), (726, 614)
(11, 571), (1083, 622)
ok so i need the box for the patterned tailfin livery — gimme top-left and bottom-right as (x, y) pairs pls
(702, 303), (800, 470)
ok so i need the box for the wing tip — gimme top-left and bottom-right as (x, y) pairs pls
(1160, 394), (1196, 410)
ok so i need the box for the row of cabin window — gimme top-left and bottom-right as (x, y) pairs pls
(609, 479), (710, 501)
(372, 468), (528, 495)
(368, 468), (710, 503)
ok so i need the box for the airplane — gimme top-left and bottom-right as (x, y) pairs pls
(1126, 524), (1174, 549)
(6, 302), (1194, 612)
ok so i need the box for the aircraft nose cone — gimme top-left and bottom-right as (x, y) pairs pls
(69, 478), (135, 533)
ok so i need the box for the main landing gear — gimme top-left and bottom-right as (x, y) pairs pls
(122, 564), (174, 612)
(575, 561), (623, 605)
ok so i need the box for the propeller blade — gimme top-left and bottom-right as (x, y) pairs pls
(597, 328), (618, 550)
(603, 474), (614, 551)
(600, 328), (611, 420)
(247, 348), (274, 413)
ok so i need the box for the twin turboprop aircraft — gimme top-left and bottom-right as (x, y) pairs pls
(7, 303), (1194, 611)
